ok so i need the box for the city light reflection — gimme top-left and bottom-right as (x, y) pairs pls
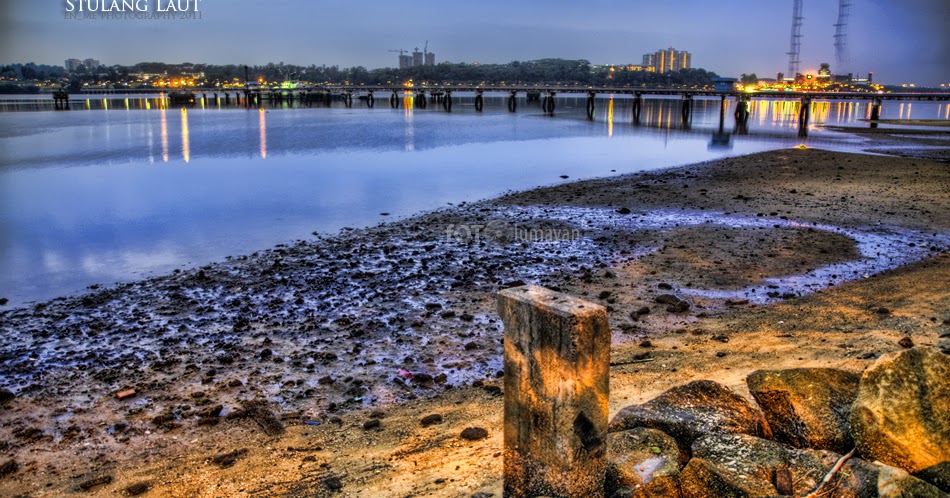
(160, 107), (169, 163)
(404, 96), (415, 151)
(607, 98), (614, 137)
(181, 108), (190, 163)
(259, 108), (267, 159)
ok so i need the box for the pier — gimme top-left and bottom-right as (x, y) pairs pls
(4, 86), (948, 136)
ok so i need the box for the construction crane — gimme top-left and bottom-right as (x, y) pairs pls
(388, 49), (408, 56)
(423, 40), (429, 57)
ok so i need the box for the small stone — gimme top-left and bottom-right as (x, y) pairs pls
(667, 301), (691, 313)
(420, 414), (444, 427)
(362, 419), (381, 430)
(898, 336), (914, 348)
(639, 340), (653, 348)
(125, 482), (150, 496)
(657, 282), (673, 290)
(0, 298), (8, 306)
(715, 351), (728, 358)
(323, 476), (344, 491)
(460, 427), (489, 441)
(655, 294), (682, 305)
(0, 459), (18, 477)
(211, 449), (247, 468)
(0, 389), (14, 404)
(116, 389), (136, 401)
(78, 475), (113, 491)
(616, 207), (631, 214)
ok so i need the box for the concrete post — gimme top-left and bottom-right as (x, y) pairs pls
(498, 285), (610, 498)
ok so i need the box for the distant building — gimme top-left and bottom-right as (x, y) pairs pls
(65, 59), (82, 71)
(83, 58), (101, 70)
(643, 48), (691, 73)
(412, 48), (424, 67)
(712, 77), (738, 93)
(425, 52), (435, 66)
(398, 54), (413, 69)
(817, 63), (831, 80)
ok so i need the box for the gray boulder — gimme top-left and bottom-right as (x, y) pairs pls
(747, 368), (859, 453)
(850, 346), (950, 473)
(609, 380), (772, 452)
(678, 458), (760, 498)
(691, 433), (789, 495)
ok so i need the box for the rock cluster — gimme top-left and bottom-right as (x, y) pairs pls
(606, 347), (950, 497)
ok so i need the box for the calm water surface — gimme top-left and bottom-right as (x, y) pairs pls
(0, 95), (945, 305)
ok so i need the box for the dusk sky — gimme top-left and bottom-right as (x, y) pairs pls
(2, 0), (948, 85)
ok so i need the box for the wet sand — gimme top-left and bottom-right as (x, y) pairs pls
(0, 146), (948, 497)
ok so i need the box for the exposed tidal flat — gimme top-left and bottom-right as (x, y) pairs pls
(0, 135), (948, 495)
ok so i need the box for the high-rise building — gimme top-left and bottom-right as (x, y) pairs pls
(83, 58), (101, 70)
(65, 59), (82, 71)
(412, 48), (424, 67)
(425, 52), (435, 66)
(398, 54), (413, 69)
(642, 48), (691, 73)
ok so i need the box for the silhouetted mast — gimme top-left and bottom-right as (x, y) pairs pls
(786, 0), (804, 77)
(834, 0), (851, 66)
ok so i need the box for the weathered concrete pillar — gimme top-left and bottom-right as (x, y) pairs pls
(498, 285), (610, 498)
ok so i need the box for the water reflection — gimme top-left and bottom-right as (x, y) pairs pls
(607, 98), (614, 137)
(181, 108), (190, 163)
(160, 107), (169, 163)
(259, 108), (267, 159)
(404, 96), (415, 152)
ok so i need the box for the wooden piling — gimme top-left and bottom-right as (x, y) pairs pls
(497, 285), (610, 498)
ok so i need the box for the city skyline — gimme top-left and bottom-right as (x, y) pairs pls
(1, 0), (947, 85)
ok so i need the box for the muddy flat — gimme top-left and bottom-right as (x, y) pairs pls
(0, 147), (948, 497)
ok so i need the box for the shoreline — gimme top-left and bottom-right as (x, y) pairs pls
(0, 145), (948, 496)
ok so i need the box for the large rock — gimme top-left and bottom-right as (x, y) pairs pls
(690, 433), (789, 495)
(915, 462), (950, 494)
(681, 435), (947, 498)
(747, 368), (859, 453)
(678, 458), (759, 498)
(850, 346), (950, 473)
(609, 380), (772, 452)
(789, 448), (947, 498)
(606, 427), (684, 498)
(877, 464), (949, 498)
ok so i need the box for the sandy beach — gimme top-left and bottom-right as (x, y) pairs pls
(1, 131), (948, 497)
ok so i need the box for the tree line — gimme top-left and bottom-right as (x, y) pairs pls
(1, 59), (721, 93)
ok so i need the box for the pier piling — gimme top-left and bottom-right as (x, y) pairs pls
(498, 285), (610, 498)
